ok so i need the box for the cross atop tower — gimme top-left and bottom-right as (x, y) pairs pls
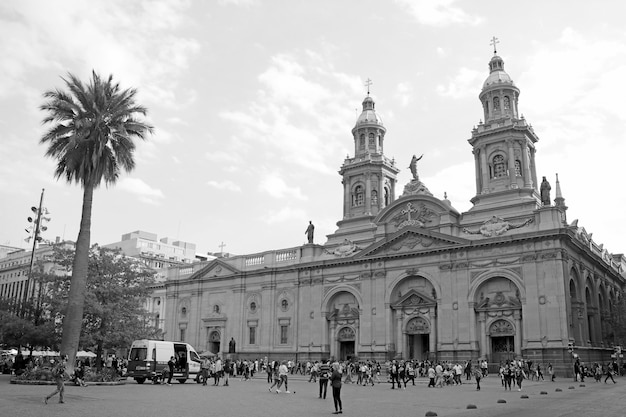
(365, 78), (373, 95)
(490, 36), (500, 54)
(218, 241), (226, 255)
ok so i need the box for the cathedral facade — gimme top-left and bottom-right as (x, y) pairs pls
(161, 52), (625, 375)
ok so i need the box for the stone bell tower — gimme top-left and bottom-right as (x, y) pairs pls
(467, 40), (541, 216)
(328, 84), (400, 244)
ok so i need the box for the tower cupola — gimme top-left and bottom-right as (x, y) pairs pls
(479, 54), (520, 123)
(352, 94), (386, 156)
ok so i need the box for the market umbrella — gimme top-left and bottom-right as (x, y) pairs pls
(198, 351), (216, 358)
(76, 351), (97, 358)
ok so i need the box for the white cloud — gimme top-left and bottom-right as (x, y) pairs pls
(0, 0), (200, 106)
(396, 0), (484, 27)
(263, 206), (307, 224)
(395, 82), (413, 106)
(218, 51), (360, 178)
(436, 67), (483, 99)
(259, 174), (306, 200)
(207, 180), (242, 192)
(116, 177), (164, 205)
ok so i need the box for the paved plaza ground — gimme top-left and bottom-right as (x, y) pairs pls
(1, 372), (624, 417)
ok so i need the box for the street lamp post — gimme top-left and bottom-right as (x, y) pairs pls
(22, 188), (50, 318)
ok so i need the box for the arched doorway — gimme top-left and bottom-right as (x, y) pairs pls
(208, 330), (221, 354)
(326, 291), (360, 360)
(406, 317), (430, 360)
(389, 276), (438, 360)
(473, 277), (523, 361)
(489, 319), (515, 364)
(337, 327), (355, 361)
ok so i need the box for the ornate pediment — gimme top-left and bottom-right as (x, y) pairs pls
(189, 259), (240, 280)
(463, 216), (533, 237)
(327, 303), (360, 322)
(391, 289), (437, 309)
(389, 201), (437, 229)
(324, 239), (361, 257)
(359, 227), (468, 258)
(475, 291), (522, 311)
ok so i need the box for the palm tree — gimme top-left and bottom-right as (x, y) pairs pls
(40, 71), (153, 370)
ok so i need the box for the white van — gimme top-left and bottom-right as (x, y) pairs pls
(126, 339), (202, 384)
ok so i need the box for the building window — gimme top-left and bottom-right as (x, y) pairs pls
(514, 160), (522, 176)
(371, 190), (378, 205)
(368, 133), (375, 149)
(280, 325), (288, 344)
(180, 328), (186, 342)
(493, 96), (500, 111)
(503, 96), (510, 110)
(493, 155), (506, 178)
(359, 134), (365, 150)
(352, 185), (364, 206)
(249, 326), (256, 345)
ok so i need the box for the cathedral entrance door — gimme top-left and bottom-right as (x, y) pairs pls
(208, 330), (221, 354)
(408, 334), (429, 360)
(491, 336), (514, 364)
(340, 341), (355, 361)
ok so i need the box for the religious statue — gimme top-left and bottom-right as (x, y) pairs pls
(408, 154), (424, 180)
(540, 176), (551, 206)
(228, 337), (236, 353)
(305, 221), (315, 244)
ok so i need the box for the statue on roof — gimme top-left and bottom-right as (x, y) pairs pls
(408, 154), (424, 181)
(305, 221), (315, 244)
(540, 176), (551, 206)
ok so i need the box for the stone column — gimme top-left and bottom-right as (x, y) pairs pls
(429, 308), (437, 356)
(343, 179), (350, 217)
(379, 176), (385, 210)
(329, 322), (336, 359)
(365, 173), (372, 214)
(521, 142), (532, 188)
(479, 312), (487, 358)
(473, 149), (481, 194)
(479, 147), (489, 193)
(514, 311), (522, 357)
(396, 313), (403, 358)
(507, 139), (516, 187)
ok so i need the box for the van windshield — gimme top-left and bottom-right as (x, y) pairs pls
(129, 347), (147, 361)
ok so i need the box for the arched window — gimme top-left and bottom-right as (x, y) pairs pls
(493, 96), (500, 111)
(368, 133), (375, 149)
(359, 134), (365, 150)
(492, 155), (506, 178)
(371, 190), (378, 205)
(352, 185), (364, 206)
(514, 160), (522, 176)
(503, 96), (510, 110)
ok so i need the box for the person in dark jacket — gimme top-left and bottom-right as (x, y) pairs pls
(330, 362), (343, 414)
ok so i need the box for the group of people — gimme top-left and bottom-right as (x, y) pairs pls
(267, 359), (343, 414)
(573, 358), (619, 384)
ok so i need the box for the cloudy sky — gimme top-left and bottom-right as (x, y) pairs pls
(1, 0), (625, 258)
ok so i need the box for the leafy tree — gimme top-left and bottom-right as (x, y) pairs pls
(39, 71), (152, 370)
(48, 245), (160, 369)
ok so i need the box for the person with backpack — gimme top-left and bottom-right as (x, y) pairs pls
(45, 356), (68, 404)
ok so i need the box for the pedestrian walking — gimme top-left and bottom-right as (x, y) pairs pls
(604, 363), (617, 384)
(473, 366), (482, 390)
(45, 356), (68, 404)
(330, 362), (343, 414)
(167, 356), (175, 385)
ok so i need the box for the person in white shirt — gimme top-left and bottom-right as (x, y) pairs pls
(277, 361), (290, 393)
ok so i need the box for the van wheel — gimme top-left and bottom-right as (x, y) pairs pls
(135, 378), (146, 384)
(177, 379), (186, 384)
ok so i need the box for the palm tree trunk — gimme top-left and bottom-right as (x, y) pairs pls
(60, 184), (93, 373)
